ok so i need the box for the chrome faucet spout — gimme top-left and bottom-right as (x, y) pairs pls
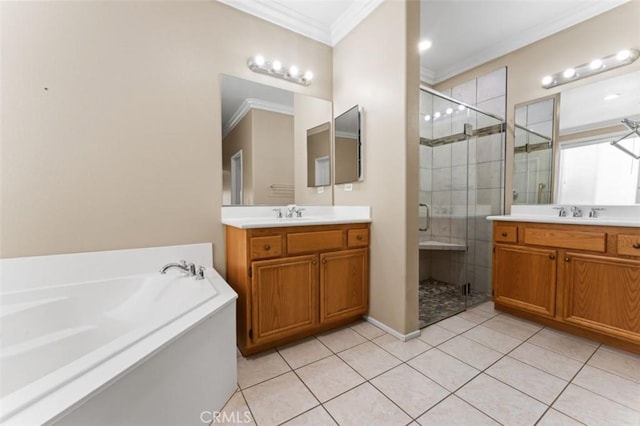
(160, 260), (196, 276)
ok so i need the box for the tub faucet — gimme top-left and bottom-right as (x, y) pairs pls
(160, 260), (196, 276)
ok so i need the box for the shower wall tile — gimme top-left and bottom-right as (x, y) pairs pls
(419, 168), (430, 192)
(451, 190), (467, 207)
(475, 217), (492, 242)
(451, 217), (467, 240)
(476, 134), (504, 163)
(419, 191), (432, 205)
(468, 138), (477, 164)
(451, 112), (469, 135)
(477, 96), (506, 128)
(452, 79), (477, 105)
(419, 145), (432, 169)
(432, 190), (451, 207)
(451, 141), (467, 166)
(432, 168), (452, 191)
(451, 166), (467, 190)
(477, 189), (502, 214)
(526, 98), (554, 125)
(529, 121), (553, 139)
(433, 118), (453, 139)
(476, 241), (493, 268)
(431, 217), (452, 239)
(474, 265), (493, 295)
(477, 161), (503, 189)
(433, 145), (452, 168)
(476, 68), (506, 103)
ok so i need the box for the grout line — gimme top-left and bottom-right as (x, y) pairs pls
(238, 389), (258, 426)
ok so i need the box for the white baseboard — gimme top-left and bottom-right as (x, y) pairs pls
(363, 315), (421, 342)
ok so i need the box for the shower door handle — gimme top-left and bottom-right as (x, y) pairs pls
(419, 203), (430, 231)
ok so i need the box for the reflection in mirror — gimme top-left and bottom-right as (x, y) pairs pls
(306, 122), (331, 187)
(557, 69), (640, 205)
(513, 97), (554, 204)
(334, 105), (362, 184)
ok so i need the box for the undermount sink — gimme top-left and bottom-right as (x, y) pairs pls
(487, 204), (640, 227)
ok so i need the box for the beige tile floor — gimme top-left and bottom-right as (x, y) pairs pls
(219, 302), (640, 426)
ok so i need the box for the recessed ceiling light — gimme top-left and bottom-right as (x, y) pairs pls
(419, 40), (432, 52)
(604, 93), (620, 101)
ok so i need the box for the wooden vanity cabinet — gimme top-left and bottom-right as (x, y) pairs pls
(492, 221), (640, 354)
(226, 223), (370, 355)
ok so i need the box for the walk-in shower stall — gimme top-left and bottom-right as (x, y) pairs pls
(418, 87), (505, 327)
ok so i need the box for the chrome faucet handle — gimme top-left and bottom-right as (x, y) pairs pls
(187, 263), (197, 276)
(196, 265), (206, 280)
(272, 208), (283, 219)
(295, 207), (305, 218)
(570, 206), (582, 217)
(552, 206), (566, 217)
(588, 207), (606, 218)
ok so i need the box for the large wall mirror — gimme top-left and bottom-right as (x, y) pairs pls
(334, 105), (363, 184)
(306, 122), (331, 187)
(220, 74), (333, 205)
(513, 68), (640, 205)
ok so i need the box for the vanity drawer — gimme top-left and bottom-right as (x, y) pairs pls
(618, 234), (640, 257)
(348, 229), (369, 247)
(250, 236), (283, 259)
(288, 230), (343, 254)
(524, 228), (606, 252)
(494, 225), (518, 243)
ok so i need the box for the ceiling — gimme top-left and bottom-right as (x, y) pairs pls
(220, 0), (631, 84)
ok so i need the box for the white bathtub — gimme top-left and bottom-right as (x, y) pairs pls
(0, 244), (238, 425)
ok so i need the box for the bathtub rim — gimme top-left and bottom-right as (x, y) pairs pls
(0, 267), (237, 426)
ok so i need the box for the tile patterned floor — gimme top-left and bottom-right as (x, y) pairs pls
(219, 302), (640, 426)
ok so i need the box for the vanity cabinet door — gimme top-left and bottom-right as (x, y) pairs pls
(493, 245), (557, 317)
(250, 255), (319, 345)
(563, 253), (640, 343)
(319, 248), (368, 325)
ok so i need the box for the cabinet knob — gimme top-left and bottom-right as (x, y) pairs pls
(501, 232), (508, 237)
(357, 235), (363, 241)
(633, 242), (640, 249)
(312, 260), (317, 265)
(564, 257), (571, 262)
(549, 254), (556, 260)
(322, 259), (327, 264)
(264, 244), (271, 250)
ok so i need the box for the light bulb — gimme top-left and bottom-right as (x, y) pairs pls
(458, 105), (465, 111)
(303, 70), (314, 81)
(541, 75), (553, 86)
(424, 115), (431, 121)
(604, 93), (620, 101)
(434, 112), (441, 119)
(589, 59), (603, 70)
(419, 40), (432, 52)
(289, 65), (299, 77)
(616, 49), (631, 61)
(254, 55), (265, 66)
(272, 60), (282, 71)
(563, 68), (576, 78)
(446, 108), (453, 115)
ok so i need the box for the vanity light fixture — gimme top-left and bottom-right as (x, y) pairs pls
(604, 93), (620, 101)
(541, 48), (639, 89)
(446, 107), (453, 115)
(247, 55), (313, 86)
(424, 114), (431, 121)
(419, 40), (432, 52)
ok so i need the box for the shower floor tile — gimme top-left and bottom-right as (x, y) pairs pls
(419, 278), (488, 328)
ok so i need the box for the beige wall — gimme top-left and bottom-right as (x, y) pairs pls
(294, 94), (333, 205)
(0, 2), (332, 273)
(306, 125), (331, 187)
(434, 1), (640, 211)
(333, 0), (420, 334)
(252, 110), (294, 205)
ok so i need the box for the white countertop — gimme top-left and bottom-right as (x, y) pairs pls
(487, 205), (640, 228)
(221, 205), (371, 229)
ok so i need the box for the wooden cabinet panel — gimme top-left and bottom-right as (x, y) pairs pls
(251, 255), (318, 344)
(524, 228), (606, 252)
(493, 245), (557, 317)
(618, 234), (640, 257)
(347, 229), (369, 247)
(320, 248), (368, 324)
(250, 235), (283, 259)
(563, 253), (640, 342)
(287, 230), (343, 254)
(494, 225), (518, 243)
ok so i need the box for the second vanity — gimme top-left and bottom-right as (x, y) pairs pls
(488, 205), (640, 354)
(223, 206), (371, 355)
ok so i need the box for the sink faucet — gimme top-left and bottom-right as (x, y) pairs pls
(553, 206), (567, 217)
(160, 260), (196, 277)
(285, 204), (304, 219)
(570, 206), (582, 217)
(588, 207), (606, 218)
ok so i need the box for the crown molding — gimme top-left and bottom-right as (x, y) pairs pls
(430, 0), (630, 84)
(223, 98), (293, 139)
(420, 66), (435, 85)
(218, 0), (332, 45)
(331, 0), (384, 45)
